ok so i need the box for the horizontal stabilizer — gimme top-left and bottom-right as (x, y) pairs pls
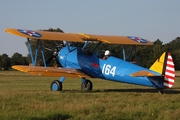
(130, 70), (161, 77)
(12, 65), (92, 78)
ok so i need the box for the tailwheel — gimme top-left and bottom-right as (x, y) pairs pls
(81, 79), (93, 91)
(50, 80), (62, 91)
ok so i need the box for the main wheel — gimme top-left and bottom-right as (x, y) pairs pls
(50, 80), (62, 91)
(81, 79), (93, 91)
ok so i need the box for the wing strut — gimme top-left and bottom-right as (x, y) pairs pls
(121, 45), (138, 64)
(122, 45), (126, 60)
(127, 45), (138, 64)
(27, 38), (46, 67)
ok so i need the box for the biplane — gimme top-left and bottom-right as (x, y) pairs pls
(5, 28), (175, 93)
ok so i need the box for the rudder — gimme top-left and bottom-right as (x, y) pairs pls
(163, 53), (175, 88)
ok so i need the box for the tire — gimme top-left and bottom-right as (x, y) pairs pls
(50, 80), (62, 91)
(81, 79), (93, 91)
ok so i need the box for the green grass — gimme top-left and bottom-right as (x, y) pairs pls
(0, 71), (180, 120)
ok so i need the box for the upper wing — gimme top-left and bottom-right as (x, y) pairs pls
(5, 28), (153, 45)
(12, 65), (92, 78)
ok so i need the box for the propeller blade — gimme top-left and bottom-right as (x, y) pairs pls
(44, 47), (53, 51)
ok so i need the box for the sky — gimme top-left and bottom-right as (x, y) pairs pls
(0, 0), (180, 57)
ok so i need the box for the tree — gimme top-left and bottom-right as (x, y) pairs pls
(0, 54), (11, 70)
(11, 52), (28, 66)
(163, 37), (180, 69)
(149, 39), (164, 64)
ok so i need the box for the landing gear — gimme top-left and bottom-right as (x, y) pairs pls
(50, 78), (93, 91)
(50, 80), (62, 91)
(81, 79), (93, 91)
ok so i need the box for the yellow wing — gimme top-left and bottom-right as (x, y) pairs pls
(12, 65), (92, 78)
(5, 28), (153, 45)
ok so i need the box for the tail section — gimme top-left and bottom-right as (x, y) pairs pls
(150, 52), (175, 88)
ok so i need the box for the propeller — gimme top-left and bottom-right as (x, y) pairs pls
(45, 44), (64, 67)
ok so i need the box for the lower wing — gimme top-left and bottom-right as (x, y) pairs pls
(12, 65), (92, 78)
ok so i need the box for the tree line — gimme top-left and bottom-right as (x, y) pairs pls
(0, 28), (180, 70)
(0, 52), (28, 70)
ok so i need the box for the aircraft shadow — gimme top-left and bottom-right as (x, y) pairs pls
(61, 88), (180, 94)
(99, 88), (180, 94)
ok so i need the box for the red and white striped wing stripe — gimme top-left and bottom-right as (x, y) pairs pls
(164, 53), (175, 88)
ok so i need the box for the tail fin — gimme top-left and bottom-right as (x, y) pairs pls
(150, 52), (175, 88)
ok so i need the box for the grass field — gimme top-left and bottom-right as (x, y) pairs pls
(0, 71), (180, 120)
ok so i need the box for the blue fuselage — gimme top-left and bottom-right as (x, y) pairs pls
(58, 46), (163, 88)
